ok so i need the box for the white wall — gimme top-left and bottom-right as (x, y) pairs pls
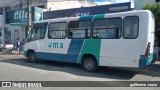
(10, 25), (23, 44)
(134, 0), (155, 10)
(0, 15), (4, 27)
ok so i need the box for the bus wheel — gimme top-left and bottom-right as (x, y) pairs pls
(28, 52), (37, 63)
(82, 56), (98, 72)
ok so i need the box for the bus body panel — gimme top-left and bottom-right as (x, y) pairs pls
(99, 12), (140, 67)
(138, 10), (155, 68)
(24, 10), (155, 69)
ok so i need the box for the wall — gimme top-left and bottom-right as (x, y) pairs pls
(10, 25), (23, 44)
(0, 15), (4, 27)
(0, 0), (46, 44)
(0, 15), (5, 44)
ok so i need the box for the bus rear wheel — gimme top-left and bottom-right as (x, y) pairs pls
(82, 56), (98, 72)
(28, 52), (37, 63)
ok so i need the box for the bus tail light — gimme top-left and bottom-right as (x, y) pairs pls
(145, 42), (150, 58)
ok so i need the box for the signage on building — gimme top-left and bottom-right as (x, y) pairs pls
(70, 9), (91, 17)
(9, 8), (28, 24)
(43, 2), (131, 19)
(9, 7), (43, 25)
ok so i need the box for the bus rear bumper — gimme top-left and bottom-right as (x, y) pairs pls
(139, 54), (153, 68)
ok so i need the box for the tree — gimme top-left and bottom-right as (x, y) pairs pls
(143, 3), (160, 31)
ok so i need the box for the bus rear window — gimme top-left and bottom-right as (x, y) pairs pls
(123, 16), (139, 39)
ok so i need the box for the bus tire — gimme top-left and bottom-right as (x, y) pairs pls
(28, 52), (37, 63)
(82, 56), (98, 72)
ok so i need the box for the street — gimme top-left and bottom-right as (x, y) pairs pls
(0, 54), (160, 90)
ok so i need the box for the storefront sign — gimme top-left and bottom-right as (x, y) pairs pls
(44, 2), (131, 19)
(9, 7), (43, 25)
(9, 8), (28, 24)
(14, 9), (28, 20)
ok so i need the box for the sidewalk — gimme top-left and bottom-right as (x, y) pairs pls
(155, 61), (160, 64)
(0, 52), (25, 59)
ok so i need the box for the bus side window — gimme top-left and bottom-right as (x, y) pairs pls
(93, 17), (122, 39)
(48, 22), (67, 39)
(68, 21), (91, 39)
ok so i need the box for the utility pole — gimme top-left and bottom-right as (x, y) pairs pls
(27, 0), (32, 32)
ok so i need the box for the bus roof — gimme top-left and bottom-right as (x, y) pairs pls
(35, 10), (151, 24)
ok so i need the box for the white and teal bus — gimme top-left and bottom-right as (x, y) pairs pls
(24, 10), (155, 71)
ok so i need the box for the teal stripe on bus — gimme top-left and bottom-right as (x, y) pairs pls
(94, 14), (105, 19)
(77, 14), (105, 65)
(79, 15), (94, 21)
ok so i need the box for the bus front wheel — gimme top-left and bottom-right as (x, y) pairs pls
(82, 56), (98, 72)
(28, 52), (37, 63)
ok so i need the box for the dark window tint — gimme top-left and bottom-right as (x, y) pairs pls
(93, 18), (122, 39)
(68, 21), (91, 39)
(123, 16), (139, 39)
(48, 22), (67, 39)
(28, 23), (47, 42)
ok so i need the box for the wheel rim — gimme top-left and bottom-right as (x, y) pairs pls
(85, 59), (94, 70)
(29, 53), (35, 62)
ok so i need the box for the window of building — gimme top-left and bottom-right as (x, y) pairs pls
(68, 21), (91, 39)
(30, 22), (47, 41)
(48, 22), (67, 39)
(5, 7), (11, 24)
(93, 18), (122, 39)
(0, 8), (3, 15)
(123, 16), (139, 39)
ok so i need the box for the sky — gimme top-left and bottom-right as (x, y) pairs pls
(90, 0), (135, 8)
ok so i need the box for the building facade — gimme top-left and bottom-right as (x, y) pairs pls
(0, 0), (46, 45)
(0, 0), (94, 45)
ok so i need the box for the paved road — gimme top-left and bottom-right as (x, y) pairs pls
(0, 54), (160, 90)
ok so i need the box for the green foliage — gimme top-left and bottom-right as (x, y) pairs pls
(143, 3), (160, 30)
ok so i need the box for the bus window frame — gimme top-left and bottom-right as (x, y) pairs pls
(68, 20), (92, 39)
(92, 17), (122, 39)
(122, 16), (139, 39)
(48, 22), (67, 39)
(26, 26), (34, 42)
(93, 27), (121, 39)
(29, 22), (48, 42)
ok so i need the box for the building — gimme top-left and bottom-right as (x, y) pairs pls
(0, 0), (47, 45)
